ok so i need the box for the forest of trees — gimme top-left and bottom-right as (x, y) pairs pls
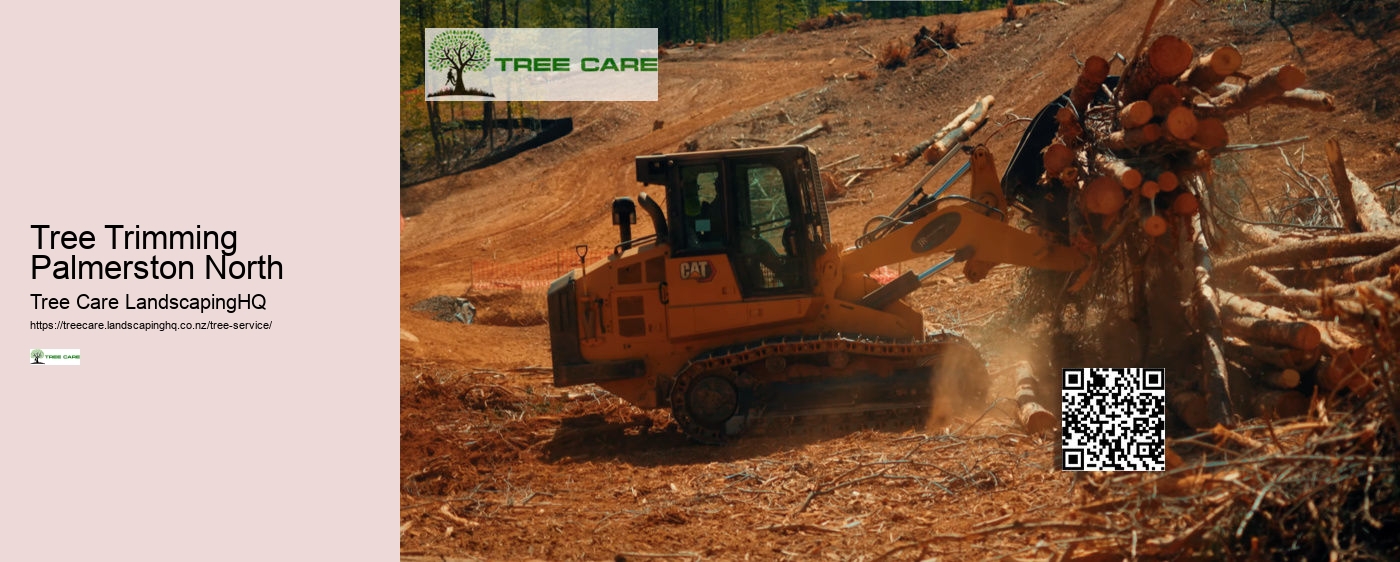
(400, 0), (1030, 186)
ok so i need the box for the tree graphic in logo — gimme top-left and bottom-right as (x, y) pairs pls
(427, 29), (495, 98)
(31, 349), (44, 364)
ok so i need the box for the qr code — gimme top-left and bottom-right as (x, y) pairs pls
(1060, 368), (1166, 471)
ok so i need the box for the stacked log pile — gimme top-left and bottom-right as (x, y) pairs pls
(1041, 27), (1394, 430)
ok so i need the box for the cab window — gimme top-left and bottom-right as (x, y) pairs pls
(733, 162), (801, 292)
(678, 164), (723, 252)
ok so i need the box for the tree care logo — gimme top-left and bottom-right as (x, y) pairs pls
(424, 29), (659, 102)
(427, 29), (494, 99)
(29, 348), (80, 366)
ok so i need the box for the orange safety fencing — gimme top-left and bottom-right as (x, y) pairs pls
(467, 251), (581, 291)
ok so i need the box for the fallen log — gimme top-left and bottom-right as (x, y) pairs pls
(1120, 35), (1194, 102)
(1202, 64), (1307, 119)
(922, 95), (995, 163)
(1347, 244), (1400, 281)
(1272, 89), (1335, 113)
(1191, 215), (1234, 425)
(1084, 176), (1126, 215)
(1095, 153), (1143, 189)
(1157, 171), (1179, 192)
(1178, 45), (1243, 92)
(1197, 84), (1336, 119)
(783, 120), (831, 146)
(1012, 362), (1056, 435)
(1267, 258), (1371, 287)
(1239, 265), (1368, 315)
(1250, 389), (1309, 419)
(1119, 100), (1155, 129)
(1216, 289), (1364, 359)
(1223, 336), (1321, 371)
(1221, 315), (1321, 351)
(894, 98), (981, 165)
(1263, 368), (1301, 389)
(1056, 105), (1085, 146)
(1148, 83), (1184, 118)
(1217, 289), (1303, 323)
(1043, 141), (1075, 175)
(1103, 123), (1162, 152)
(1212, 231), (1400, 274)
(1317, 349), (1376, 396)
(1142, 214), (1168, 236)
(1170, 191), (1199, 216)
(1327, 138), (1396, 233)
(1164, 106), (1199, 141)
(1170, 390), (1211, 430)
(1069, 56), (1110, 117)
(1230, 222), (1317, 248)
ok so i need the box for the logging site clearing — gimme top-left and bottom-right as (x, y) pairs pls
(400, 1), (1400, 560)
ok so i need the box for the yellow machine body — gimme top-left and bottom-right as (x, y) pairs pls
(545, 145), (1085, 441)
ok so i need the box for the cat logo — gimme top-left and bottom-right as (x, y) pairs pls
(679, 260), (715, 282)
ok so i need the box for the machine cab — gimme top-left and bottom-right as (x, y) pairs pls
(636, 145), (830, 298)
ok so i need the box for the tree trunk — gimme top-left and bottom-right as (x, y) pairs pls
(452, 66), (468, 94)
(1220, 315), (1321, 351)
(1190, 215), (1234, 426)
(1348, 244), (1400, 280)
(426, 102), (445, 170)
(920, 95), (994, 163)
(1012, 362), (1055, 435)
(894, 96), (987, 165)
(1068, 56), (1109, 121)
(1200, 64), (1306, 119)
(1250, 390), (1309, 419)
(1120, 35), (1193, 102)
(482, 101), (495, 151)
(1327, 138), (1396, 233)
(1177, 45), (1242, 92)
(1170, 390), (1210, 430)
(1224, 337), (1321, 371)
(1213, 231), (1400, 274)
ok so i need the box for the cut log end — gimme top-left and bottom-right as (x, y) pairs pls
(1148, 35), (1195, 78)
(1120, 100), (1155, 129)
(1043, 142), (1074, 175)
(1104, 123), (1162, 152)
(1170, 191), (1199, 216)
(1171, 390), (1210, 429)
(1019, 402), (1057, 435)
(1266, 369), (1302, 390)
(1206, 45), (1242, 76)
(1278, 64), (1307, 91)
(1121, 168), (1144, 190)
(1084, 55), (1110, 82)
(1148, 83), (1183, 117)
(1084, 176), (1126, 215)
(1141, 180), (1161, 199)
(1165, 106), (1199, 140)
(1143, 214), (1169, 237)
(1157, 170), (1179, 192)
